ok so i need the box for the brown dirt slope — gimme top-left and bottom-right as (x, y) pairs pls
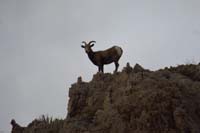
(12, 63), (200, 133)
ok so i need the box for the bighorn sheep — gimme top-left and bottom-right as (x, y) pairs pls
(81, 41), (123, 73)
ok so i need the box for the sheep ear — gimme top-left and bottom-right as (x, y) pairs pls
(81, 45), (85, 48)
(90, 44), (94, 47)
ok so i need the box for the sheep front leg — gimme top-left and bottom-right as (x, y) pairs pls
(98, 65), (104, 73)
(98, 66), (101, 72)
(98, 65), (103, 73)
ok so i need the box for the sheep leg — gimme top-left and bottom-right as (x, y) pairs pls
(98, 66), (101, 72)
(101, 65), (104, 73)
(98, 65), (104, 73)
(114, 62), (119, 73)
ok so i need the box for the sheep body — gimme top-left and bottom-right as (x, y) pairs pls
(91, 46), (122, 65)
(81, 41), (123, 73)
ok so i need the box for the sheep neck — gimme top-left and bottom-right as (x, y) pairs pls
(87, 50), (97, 65)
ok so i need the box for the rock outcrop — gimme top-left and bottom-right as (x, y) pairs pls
(11, 119), (25, 133)
(11, 63), (200, 133)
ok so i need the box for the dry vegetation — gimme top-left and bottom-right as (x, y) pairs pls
(12, 63), (200, 133)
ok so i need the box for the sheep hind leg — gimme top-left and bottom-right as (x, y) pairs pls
(114, 62), (119, 73)
(101, 65), (104, 73)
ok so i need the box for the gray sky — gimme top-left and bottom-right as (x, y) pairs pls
(0, 0), (200, 132)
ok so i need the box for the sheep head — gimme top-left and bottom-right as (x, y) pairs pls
(81, 41), (96, 53)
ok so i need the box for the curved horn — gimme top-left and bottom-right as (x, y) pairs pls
(82, 41), (87, 45)
(88, 40), (96, 45)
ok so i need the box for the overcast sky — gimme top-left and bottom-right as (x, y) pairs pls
(0, 0), (200, 132)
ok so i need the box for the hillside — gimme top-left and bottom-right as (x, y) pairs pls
(11, 63), (200, 133)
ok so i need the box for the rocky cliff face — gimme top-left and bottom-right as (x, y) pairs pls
(12, 63), (200, 133)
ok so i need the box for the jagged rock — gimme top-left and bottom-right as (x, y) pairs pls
(133, 63), (144, 73)
(12, 63), (200, 133)
(11, 119), (25, 133)
(77, 76), (83, 84)
(122, 62), (133, 74)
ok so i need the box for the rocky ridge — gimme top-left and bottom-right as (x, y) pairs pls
(12, 63), (200, 133)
